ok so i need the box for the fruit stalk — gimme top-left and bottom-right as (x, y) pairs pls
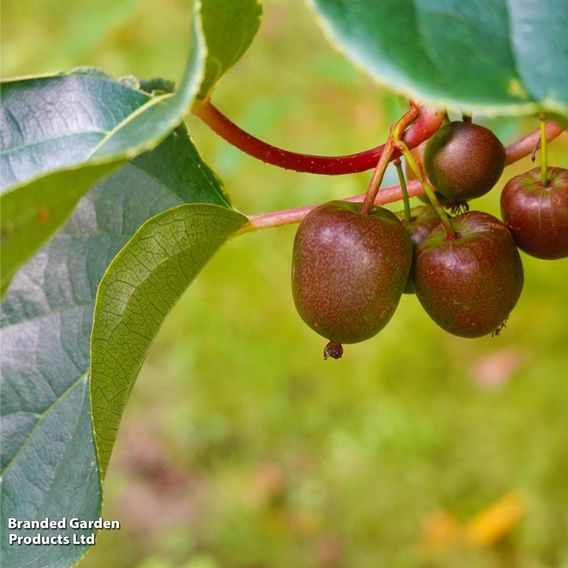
(193, 99), (564, 175)
(505, 121), (564, 165)
(237, 180), (425, 234)
(394, 159), (412, 223)
(539, 114), (549, 186)
(393, 139), (456, 238)
(359, 141), (395, 214)
(360, 103), (420, 214)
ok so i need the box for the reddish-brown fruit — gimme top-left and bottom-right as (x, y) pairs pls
(407, 139), (470, 212)
(413, 211), (524, 338)
(292, 201), (412, 344)
(501, 166), (568, 259)
(424, 122), (505, 201)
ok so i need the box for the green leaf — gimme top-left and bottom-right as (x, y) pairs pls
(91, 205), (247, 474)
(0, 0), (207, 294)
(1, 1), (259, 563)
(0, 0), (263, 294)
(198, 0), (263, 99)
(0, 125), (230, 568)
(0, 70), (149, 189)
(310, 0), (568, 117)
(0, 162), (123, 296)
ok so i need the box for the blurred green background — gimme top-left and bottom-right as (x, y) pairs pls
(3, 0), (568, 566)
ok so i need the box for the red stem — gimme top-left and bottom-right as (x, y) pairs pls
(194, 97), (565, 232)
(237, 122), (565, 234)
(360, 103), (419, 214)
(193, 100), (444, 175)
(237, 180), (424, 234)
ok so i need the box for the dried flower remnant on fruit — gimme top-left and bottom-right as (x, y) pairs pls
(492, 320), (508, 337)
(324, 341), (344, 360)
(447, 201), (469, 215)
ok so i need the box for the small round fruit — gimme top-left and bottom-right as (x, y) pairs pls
(408, 139), (470, 212)
(292, 201), (412, 344)
(424, 121), (506, 201)
(401, 205), (441, 294)
(501, 166), (568, 259)
(413, 211), (524, 338)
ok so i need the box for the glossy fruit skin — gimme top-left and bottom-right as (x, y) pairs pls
(501, 167), (568, 259)
(424, 122), (506, 201)
(413, 211), (524, 338)
(292, 201), (412, 344)
(401, 206), (441, 294)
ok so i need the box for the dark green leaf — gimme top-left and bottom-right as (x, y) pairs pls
(1, 0), (263, 295)
(0, 70), (149, 189)
(311, 0), (568, 117)
(1, 1), (261, 563)
(0, 162), (123, 296)
(0, 125), (229, 568)
(0, 2), (206, 294)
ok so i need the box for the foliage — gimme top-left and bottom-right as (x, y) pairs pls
(312, 0), (568, 117)
(1, 0), (567, 567)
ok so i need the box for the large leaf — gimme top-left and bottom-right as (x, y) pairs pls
(1, 1), (261, 564)
(91, 205), (247, 473)
(0, 162), (123, 297)
(0, 69), (150, 189)
(0, 0), (264, 293)
(0, 126), (230, 568)
(0, 11), (204, 291)
(311, 0), (568, 118)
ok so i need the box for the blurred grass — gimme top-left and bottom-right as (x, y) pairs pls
(3, 0), (568, 567)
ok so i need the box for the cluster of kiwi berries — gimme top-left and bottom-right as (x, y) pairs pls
(291, 119), (568, 359)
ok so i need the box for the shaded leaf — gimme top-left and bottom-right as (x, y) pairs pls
(311, 0), (568, 117)
(0, 125), (228, 567)
(0, 70), (149, 189)
(0, 162), (122, 296)
(0, 1), (206, 294)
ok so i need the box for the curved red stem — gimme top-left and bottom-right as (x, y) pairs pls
(193, 97), (565, 233)
(193, 100), (444, 175)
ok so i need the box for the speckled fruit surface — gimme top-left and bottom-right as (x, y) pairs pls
(292, 201), (412, 344)
(501, 166), (568, 260)
(424, 122), (505, 201)
(413, 211), (524, 338)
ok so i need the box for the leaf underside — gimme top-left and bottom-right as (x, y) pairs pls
(0, 126), (231, 567)
(311, 0), (568, 118)
(91, 204), (247, 474)
(0, 3), (205, 294)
